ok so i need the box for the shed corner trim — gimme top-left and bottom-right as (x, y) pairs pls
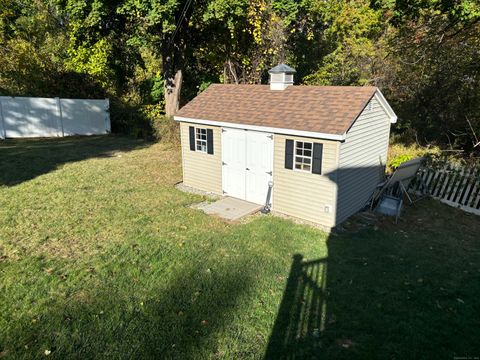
(374, 89), (398, 124)
(173, 116), (346, 141)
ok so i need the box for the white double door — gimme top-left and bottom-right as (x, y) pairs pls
(222, 128), (273, 205)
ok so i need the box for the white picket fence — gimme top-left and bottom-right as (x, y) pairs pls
(411, 163), (480, 215)
(0, 96), (110, 139)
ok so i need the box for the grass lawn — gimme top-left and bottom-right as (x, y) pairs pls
(1, 136), (479, 359)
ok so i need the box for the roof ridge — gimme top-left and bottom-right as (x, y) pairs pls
(208, 83), (377, 89)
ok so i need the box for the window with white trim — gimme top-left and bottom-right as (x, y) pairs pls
(295, 141), (313, 172)
(196, 127), (207, 152)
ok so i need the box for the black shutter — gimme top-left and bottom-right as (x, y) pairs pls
(312, 143), (323, 174)
(207, 129), (214, 154)
(189, 126), (195, 151)
(285, 139), (294, 169)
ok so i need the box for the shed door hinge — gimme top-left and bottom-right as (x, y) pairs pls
(267, 135), (273, 140)
(222, 161), (227, 166)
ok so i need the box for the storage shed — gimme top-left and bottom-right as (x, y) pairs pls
(174, 64), (397, 229)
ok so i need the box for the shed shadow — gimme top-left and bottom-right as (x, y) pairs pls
(264, 254), (328, 359)
(265, 199), (480, 359)
(0, 135), (148, 186)
(324, 164), (386, 225)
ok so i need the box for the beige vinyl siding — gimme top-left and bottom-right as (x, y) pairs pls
(273, 134), (339, 228)
(336, 95), (392, 224)
(180, 122), (222, 194)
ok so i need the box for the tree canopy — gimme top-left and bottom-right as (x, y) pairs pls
(0, 0), (479, 153)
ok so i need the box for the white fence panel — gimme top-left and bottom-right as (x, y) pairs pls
(0, 96), (110, 139)
(0, 97), (61, 138)
(61, 99), (110, 136)
(412, 163), (480, 216)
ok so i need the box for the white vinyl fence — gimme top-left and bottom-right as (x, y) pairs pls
(411, 162), (480, 215)
(0, 97), (110, 139)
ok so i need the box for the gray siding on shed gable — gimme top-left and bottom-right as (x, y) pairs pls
(336, 95), (392, 224)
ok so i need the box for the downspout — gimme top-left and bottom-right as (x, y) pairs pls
(261, 181), (274, 213)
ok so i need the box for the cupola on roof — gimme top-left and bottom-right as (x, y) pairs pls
(269, 64), (296, 90)
(268, 64), (297, 74)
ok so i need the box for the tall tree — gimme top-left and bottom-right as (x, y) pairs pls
(375, 0), (480, 153)
(1, 0), (478, 153)
(303, 0), (384, 86)
(118, 0), (197, 115)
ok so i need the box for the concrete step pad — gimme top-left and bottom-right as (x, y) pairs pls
(198, 197), (263, 221)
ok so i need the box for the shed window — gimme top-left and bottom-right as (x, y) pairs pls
(294, 141), (313, 172)
(196, 128), (208, 152)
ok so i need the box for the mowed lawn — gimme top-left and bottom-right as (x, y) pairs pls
(0, 136), (479, 359)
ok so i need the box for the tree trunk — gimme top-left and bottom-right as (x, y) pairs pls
(162, 1), (192, 116)
(165, 67), (183, 116)
(163, 45), (184, 116)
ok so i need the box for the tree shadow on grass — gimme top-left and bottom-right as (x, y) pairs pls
(3, 258), (255, 359)
(265, 201), (480, 359)
(0, 135), (148, 186)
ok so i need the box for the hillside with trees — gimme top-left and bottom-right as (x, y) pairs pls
(1, 0), (479, 155)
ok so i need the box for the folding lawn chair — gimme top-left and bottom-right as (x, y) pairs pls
(370, 157), (426, 222)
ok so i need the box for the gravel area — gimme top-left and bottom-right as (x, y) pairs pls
(175, 182), (221, 199)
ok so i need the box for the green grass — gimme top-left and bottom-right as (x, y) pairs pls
(0, 136), (479, 359)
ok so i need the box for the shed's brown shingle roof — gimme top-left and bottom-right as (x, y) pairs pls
(176, 84), (378, 135)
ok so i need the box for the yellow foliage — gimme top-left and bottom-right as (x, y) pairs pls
(247, 0), (268, 45)
(65, 37), (113, 86)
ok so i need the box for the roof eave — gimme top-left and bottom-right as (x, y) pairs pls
(173, 116), (346, 141)
(375, 89), (397, 123)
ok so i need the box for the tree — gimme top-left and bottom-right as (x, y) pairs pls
(303, 0), (384, 86)
(0, 0), (68, 96)
(1, 0), (479, 154)
(117, 0), (197, 115)
(375, 0), (480, 153)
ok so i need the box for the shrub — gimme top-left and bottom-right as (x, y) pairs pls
(388, 139), (441, 172)
(141, 104), (179, 143)
(151, 115), (179, 143)
(109, 100), (179, 143)
(388, 154), (413, 170)
(109, 100), (152, 139)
